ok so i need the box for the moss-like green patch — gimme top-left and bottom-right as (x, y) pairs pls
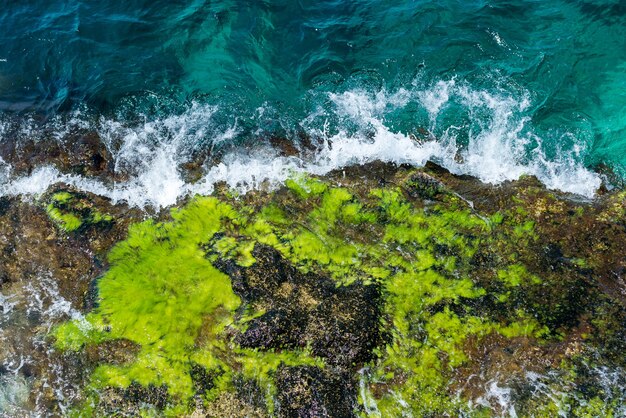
(54, 197), (322, 415)
(45, 191), (114, 233)
(46, 204), (83, 232)
(52, 166), (626, 416)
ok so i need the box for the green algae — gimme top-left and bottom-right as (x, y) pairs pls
(45, 191), (114, 232)
(56, 198), (241, 394)
(91, 210), (114, 223)
(51, 191), (74, 204)
(54, 197), (322, 414)
(497, 264), (542, 287)
(230, 177), (554, 415)
(46, 204), (83, 232)
(52, 168), (626, 416)
(338, 187), (548, 416)
(284, 175), (328, 199)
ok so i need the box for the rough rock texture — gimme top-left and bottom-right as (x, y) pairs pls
(215, 244), (384, 368)
(275, 366), (355, 418)
(0, 160), (625, 417)
(0, 130), (117, 180)
(212, 244), (383, 416)
(0, 188), (142, 414)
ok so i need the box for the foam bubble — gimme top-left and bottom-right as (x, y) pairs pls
(418, 79), (454, 124)
(464, 365), (626, 417)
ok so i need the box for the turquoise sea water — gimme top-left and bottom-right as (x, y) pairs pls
(0, 1), (625, 205)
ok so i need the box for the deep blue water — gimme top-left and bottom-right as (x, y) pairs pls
(0, 0), (625, 205)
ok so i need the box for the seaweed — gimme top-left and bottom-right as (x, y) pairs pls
(51, 165), (626, 417)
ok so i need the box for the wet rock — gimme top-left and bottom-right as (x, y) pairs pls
(0, 196), (11, 216)
(3, 158), (626, 416)
(325, 161), (414, 191)
(275, 366), (356, 418)
(0, 130), (117, 180)
(0, 188), (142, 414)
(85, 339), (141, 365)
(189, 363), (222, 396)
(268, 132), (322, 159)
(202, 391), (268, 418)
(0, 196), (94, 305)
(83, 275), (101, 311)
(98, 382), (170, 415)
(269, 135), (301, 157)
(0, 189), (141, 302)
(404, 171), (446, 200)
(214, 244), (385, 369)
(238, 309), (304, 349)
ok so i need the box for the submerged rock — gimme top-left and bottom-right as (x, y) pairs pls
(0, 189), (141, 414)
(0, 129), (117, 180)
(1, 161), (625, 416)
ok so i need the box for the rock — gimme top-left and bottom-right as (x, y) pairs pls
(0, 188), (142, 414)
(3, 159), (625, 416)
(214, 244), (385, 368)
(0, 129), (117, 180)
(275, 366), (356, 418)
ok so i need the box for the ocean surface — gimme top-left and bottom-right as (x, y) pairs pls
(0, 0), (625, 207)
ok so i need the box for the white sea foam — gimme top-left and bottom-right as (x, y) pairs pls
(467, 365), (626, 417)
(0, 80), (603, 208)
(0, 269), (93, 415)
(474, 380), (518, 418)
(0, 375), (30, 416)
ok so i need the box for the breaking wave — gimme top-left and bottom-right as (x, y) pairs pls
(0, 79), (603, 208)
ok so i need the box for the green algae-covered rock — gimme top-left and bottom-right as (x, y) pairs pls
(45, 162), (626, 416)
(45, 190), (114, 233)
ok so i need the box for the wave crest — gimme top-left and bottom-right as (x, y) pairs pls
(0, 80), (603, 208)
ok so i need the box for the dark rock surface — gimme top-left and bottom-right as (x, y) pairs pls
(215, 244), (384, 369)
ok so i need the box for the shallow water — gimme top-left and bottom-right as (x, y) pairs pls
(0, 0), (625, 206)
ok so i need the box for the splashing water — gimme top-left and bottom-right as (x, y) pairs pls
(0, 79), (604, 208)
(0, 0), (623, 207)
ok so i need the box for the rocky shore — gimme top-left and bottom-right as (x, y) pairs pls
(0, 157), (625, 417)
